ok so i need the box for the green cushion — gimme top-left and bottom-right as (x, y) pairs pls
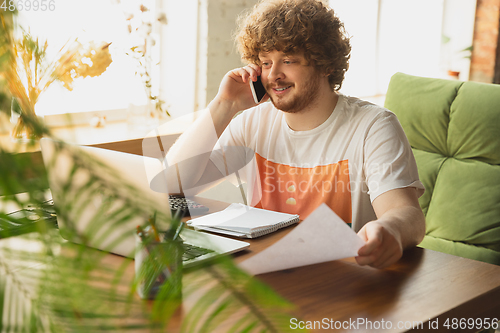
(385, 73), (461, 156)
(412, 150), (447, 216)
(448, 81), (500, 164)
(385, 72), (500, 265)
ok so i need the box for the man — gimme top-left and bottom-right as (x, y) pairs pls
(166, 0), (425, 269)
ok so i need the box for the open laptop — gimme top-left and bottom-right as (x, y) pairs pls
(39, 138), (249, 267)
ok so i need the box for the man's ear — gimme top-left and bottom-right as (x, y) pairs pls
(320, 68), (331, 77)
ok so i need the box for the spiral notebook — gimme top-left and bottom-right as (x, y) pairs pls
(188, 203), (300, 238)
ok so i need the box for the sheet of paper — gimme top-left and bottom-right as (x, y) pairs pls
(239, 203), (366, 275)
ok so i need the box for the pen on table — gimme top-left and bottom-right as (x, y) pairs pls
(173, 221), (184, 241)
(148, 212), (161, 242)
(172, 209), (184, 241)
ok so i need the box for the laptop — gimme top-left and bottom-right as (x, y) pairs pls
(39, 138), (249, 267)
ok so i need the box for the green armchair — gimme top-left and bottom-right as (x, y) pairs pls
(384, 72), (500, 265)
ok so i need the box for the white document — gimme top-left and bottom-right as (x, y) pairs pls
(239, 203), (366, 275)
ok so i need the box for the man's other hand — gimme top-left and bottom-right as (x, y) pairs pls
(355, 187), (425, 269)
(355, 220), (403, 269)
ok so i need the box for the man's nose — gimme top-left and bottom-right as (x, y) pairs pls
(267, 64), (285, 82)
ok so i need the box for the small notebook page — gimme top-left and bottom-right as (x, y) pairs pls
(189, 203), (298, 233)
(187, 203), (248, 227)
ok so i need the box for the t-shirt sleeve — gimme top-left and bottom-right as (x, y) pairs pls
(363, 111), (425, 202)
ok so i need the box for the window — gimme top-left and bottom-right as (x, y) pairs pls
(18, 0), (151, 116)
(330, 0), (476, 101)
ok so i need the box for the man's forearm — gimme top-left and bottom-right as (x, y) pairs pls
(378, 205), (426, 250)
(165, 108), (223, 193)
(207, 97), (242, 137)
(164, 96), (243, 194)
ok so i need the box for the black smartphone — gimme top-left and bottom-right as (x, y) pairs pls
(249, 76), (267, 103)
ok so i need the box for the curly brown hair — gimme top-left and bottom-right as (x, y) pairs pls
(236, 0), (351, 91)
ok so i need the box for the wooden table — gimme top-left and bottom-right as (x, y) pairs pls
(193, 199), (500, 332)
(1, 197), (500, 332)
(187, 199), (500, 332)
(247, 245), (500, 332)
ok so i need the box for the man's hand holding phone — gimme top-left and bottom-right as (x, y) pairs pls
(208, 64), (268, 136)
(215, 65), (267, 111)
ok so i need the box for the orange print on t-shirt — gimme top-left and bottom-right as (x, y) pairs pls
(253, 154), (352, 224)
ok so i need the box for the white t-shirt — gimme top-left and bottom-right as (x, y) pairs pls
(211, 93), (424, 231)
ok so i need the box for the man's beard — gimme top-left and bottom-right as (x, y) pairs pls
(265, 72), (322, 113)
